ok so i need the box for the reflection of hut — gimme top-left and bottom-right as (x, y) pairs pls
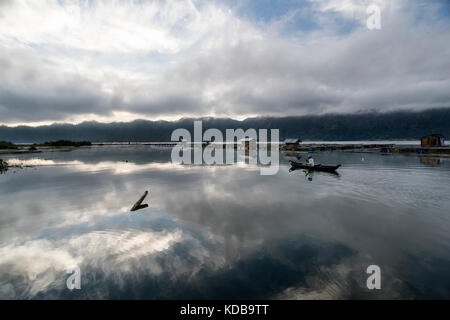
(283, 138), (302, 151)
(241, 138), (256, 151)
(202, 140), (211, 148)
(420, 157), (440, 166)
(283, 152), (302, 161)
(179, 138), (188, 148)
(421, 134), (445, 147)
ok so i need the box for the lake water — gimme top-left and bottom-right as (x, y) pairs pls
(1, 145), (450, 299)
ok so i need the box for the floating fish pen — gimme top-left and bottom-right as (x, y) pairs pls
(393, 146), (450, 156)
(280, 143), (395, 152)
(93, 141), (450, 156)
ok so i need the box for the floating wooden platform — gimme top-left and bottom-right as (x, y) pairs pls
(91, 142), (450, 156)
(389, 146), (450, 155)
(283, 144), (450, 155)
(283, 143), (395, 152)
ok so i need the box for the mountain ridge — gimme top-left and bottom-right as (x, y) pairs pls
(1, 108), (449, 143)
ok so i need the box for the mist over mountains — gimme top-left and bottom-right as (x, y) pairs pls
(1, 108), (449, 143)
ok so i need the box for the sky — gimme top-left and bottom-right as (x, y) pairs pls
(0, 0), (450, 126)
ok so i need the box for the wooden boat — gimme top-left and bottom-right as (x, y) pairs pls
(289, 160), (341, 172)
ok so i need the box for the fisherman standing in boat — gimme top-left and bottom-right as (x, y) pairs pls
(307, 155), (315, 167)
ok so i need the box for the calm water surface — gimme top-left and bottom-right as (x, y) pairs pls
(1, 145), (450, 299)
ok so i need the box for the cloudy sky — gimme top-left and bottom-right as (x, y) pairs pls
(0, 0), (449, 126)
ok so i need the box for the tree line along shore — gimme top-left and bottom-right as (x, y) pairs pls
(0, 140), (91, 149)
(0, 140), (92, 156)
(1, 140), (92, 173)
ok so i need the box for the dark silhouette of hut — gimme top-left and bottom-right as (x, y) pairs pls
(283, 138), (302, 151)
(421, 134), (445, 147)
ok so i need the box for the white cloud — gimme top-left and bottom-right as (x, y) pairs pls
(0, 0), (449, 125)
(2, 0), (195, 53)
(309, 0), (389, 15)
(0, 227), (184, 298)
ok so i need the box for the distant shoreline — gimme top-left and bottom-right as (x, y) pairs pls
(2, 141), (449, 158)
(11, 140), (443, 146)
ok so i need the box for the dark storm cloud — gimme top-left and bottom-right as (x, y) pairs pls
(148, 17), (450, 116)
(0, 89), (111, 122)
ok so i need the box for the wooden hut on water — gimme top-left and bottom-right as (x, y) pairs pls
(421, 134), (445, 147)
(283, 138), (302, 151)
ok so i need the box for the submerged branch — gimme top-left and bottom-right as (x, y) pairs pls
(131, 190), (149, 212)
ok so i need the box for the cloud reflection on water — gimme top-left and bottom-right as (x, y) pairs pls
(1, 147), (450, 299)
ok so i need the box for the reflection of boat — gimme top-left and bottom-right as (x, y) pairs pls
(289, 160), (341, 172)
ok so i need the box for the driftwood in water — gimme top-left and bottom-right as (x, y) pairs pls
(131, 190), (149, 212)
